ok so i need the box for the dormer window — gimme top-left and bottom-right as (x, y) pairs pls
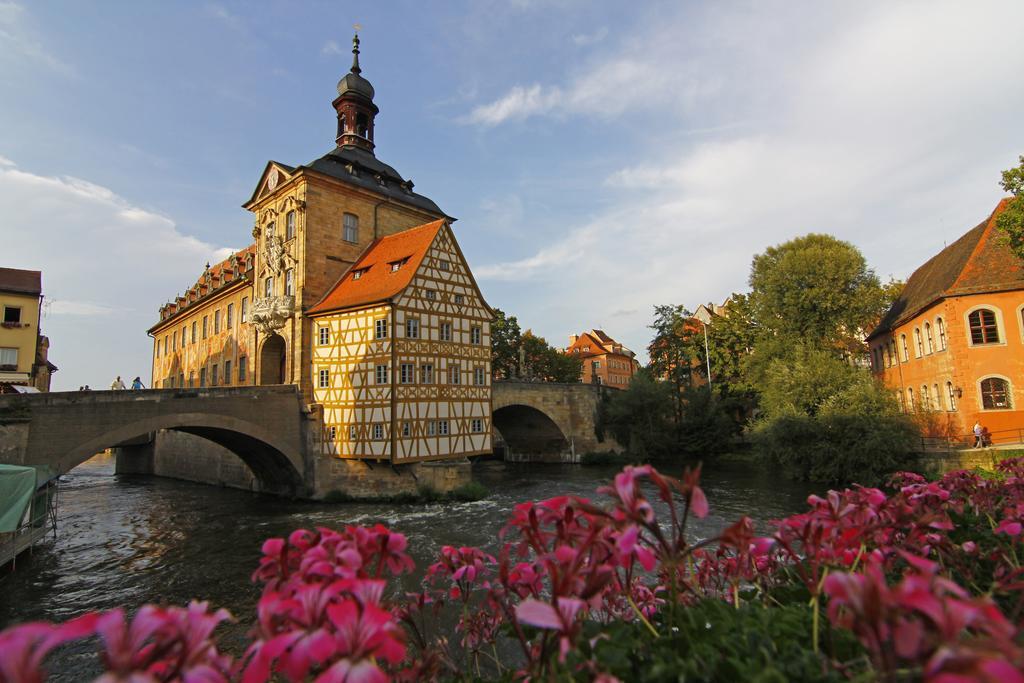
(352, 268), (367, 280)
(388, 257), (410, 273)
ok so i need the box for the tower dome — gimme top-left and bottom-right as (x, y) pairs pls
(332, 32), (379, 153)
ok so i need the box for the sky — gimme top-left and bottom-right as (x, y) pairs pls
(2, 0), (1023, 391)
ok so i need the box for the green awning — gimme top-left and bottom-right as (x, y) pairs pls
(0, 464), (37, 533)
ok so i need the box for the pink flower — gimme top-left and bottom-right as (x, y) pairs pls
(0, 614), (98, 683)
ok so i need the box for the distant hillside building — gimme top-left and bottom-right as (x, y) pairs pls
(0, 268), (56, 393)
(867, 199), (1024, 441)
(566, 330), (639, 387)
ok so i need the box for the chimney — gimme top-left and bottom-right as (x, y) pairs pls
(569, 334), (579, 346)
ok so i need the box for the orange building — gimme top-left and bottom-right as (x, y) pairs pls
(566, 330), (639, 388)
(867, 199), (1024, 443)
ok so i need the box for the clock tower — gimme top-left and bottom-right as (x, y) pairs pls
(333, 33), (378, 152)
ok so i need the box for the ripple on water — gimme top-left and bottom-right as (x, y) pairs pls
(0, 454), (819, 678)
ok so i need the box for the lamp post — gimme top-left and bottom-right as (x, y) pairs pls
(701, 319), (712, 391)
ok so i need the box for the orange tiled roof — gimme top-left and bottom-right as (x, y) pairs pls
(152, 244), (256, 329)
(869, 198), (1022, 338)
(308, 219), (445, 315)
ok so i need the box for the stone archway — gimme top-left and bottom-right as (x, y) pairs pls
(492, 404), (570, 462)
(259, 334), (286, 384)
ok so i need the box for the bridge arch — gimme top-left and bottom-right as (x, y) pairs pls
(492, 403), (570, 461)
(63, 413), (304, 496)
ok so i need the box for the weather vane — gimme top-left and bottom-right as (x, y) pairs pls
(353, 23), (361, 33)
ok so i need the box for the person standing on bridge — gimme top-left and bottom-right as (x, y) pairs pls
(130, 376), (145, 390)
(110, 375), (126, 391)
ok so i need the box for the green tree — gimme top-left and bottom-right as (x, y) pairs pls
(688, 294), (758, 399)
(748, 233), (887, 357)
(647, 304), (697, 424)
(996, 155), (1024, 261)
(522, 331), (582, 383)
(491, 308), (522, 379)
(600, 369), (675, 459)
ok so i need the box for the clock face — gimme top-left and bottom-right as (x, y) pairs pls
(267, 168), (279, 190)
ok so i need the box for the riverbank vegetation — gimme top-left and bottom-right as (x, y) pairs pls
(3, 458), (1023, 681)
(601, 232), (914, 484)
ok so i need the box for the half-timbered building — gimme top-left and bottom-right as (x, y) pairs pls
(307, 220), (492, 462)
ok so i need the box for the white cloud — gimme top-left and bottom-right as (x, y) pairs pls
(476, 0), (1024, 363)
(0, 159), (234, 390)
(0, 1), (73, 75)
(321, 40), (344, 57)
(204, 3), (242, 31)
(462, 84), (564, 126)
(571, 27), (607, 46)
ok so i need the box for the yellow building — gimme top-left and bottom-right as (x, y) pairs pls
(0, 268), (56, 392)
(149, 33), (448, 401)
(148, 34), (491, 468)
(308, 220), (492, 462)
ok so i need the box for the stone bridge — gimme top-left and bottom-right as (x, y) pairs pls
(0, 386), (312, 496)
(0, 381), (619, 498)
(491, 380), (619, 462)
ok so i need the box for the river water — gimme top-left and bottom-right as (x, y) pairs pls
(0, 454), (818, 677)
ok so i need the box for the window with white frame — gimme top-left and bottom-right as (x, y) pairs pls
(933, 383), (941, 410)
(474, 367), (485, 385)
(937, 317), (946, 350)
(319, 326), (330, 345)
(286, 211), (296, 240)
(285, 269), (294, 296)
(406, 318), (419, 338)
(376, 364), (388, 384)
(914, 328), (923, 358)
(439, 420), (449, 435)
(343, 213), (359, 243)
(946, 381), (957, 411)
(3, 306), (21, 324)
(427, 420), (437, 436)
(372, 423), (384, 440)
(454, 294), (464, 305)
(981, 377), (1012, 409)
(328, 426), (337, 442)
(440, 322), (452, 341)
(0, 347), (18, 368)
(968, 309), (1000, 345)
(319, 368), (330, 388)
(400, 364), (414, 384)
(439, 259), (450, 271)
(425, 289), (436, 300)
(471, 327), (481, 344)
(349, 425), (357, 440)
(472, 418), (483, 433)
(420, 364), (434, 384)
(402, 422), (411, 437)
(264, 277), (273, 298)
(449, 365), (460, 385)
(375, 319), (388, 339)
(920, 384), (930, 411)
(924, 322), (934, 354)
(907, 387), (914, 410)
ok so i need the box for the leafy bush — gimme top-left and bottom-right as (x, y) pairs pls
(753, 412), (918, 484)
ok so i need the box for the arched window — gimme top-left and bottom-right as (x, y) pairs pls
(900, 334), (909, 362)
(924, 322), (934, 354)
(886, 342), (894, 367)
(921, 385), (931, 411)
(946, 381), (957, 411)
(897, 391), (906, 413)
(356, 113), (368, 138)
(913, 328), (923, 357)
(338, 114), (347, 138)
(936, 317), (946, 350)
(933, 383), (941, 410)
(907, 387), (914, 411)
(968, 309), (1000, 345)
(980, 377), (1012, 410)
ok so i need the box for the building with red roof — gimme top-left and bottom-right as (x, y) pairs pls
(308, 220), (493, 461)
(868, 199), (1024, 443)
(565, 330), (639, 388)
(0, 267), (56, 392)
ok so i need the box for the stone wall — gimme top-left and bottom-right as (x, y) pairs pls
(144, 430), (259, 491)
(917, 447), (1020, 477)
(312, 456), (472, 500)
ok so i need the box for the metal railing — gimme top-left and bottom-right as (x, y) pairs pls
(919, 427), (1024, 452)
